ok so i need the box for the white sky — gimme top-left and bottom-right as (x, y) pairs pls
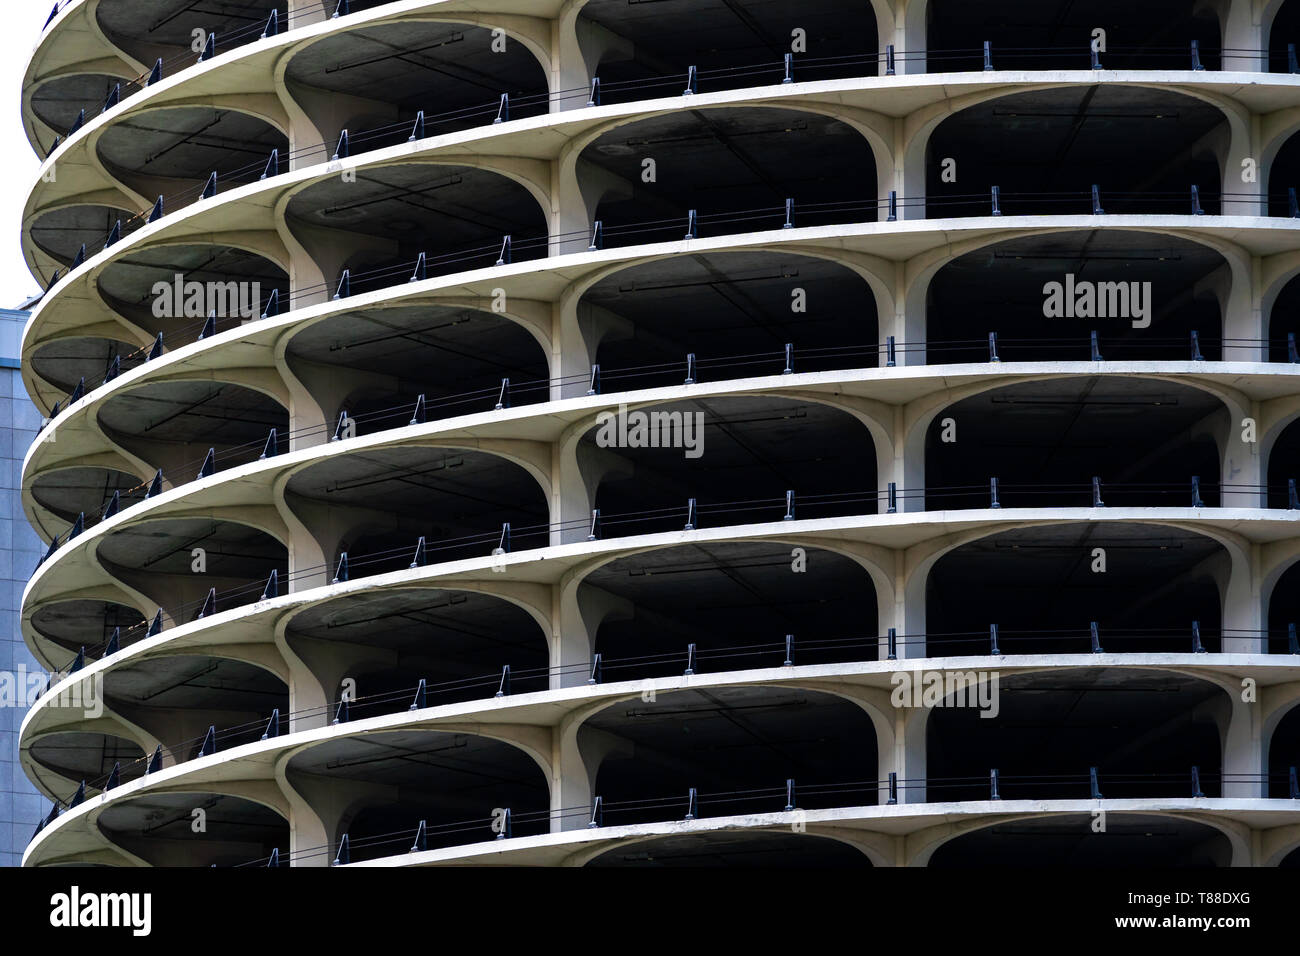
(4, 3), (67, 309)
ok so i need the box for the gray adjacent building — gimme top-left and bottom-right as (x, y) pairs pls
(0, 304), (44, 866)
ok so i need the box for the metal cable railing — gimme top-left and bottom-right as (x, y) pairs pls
(39, 171), (1297, 297)
(37, 17), (1300, 164)
(32, 180), (1300, 428)
(30, 467), (1300, 599)
(31, 329), (1300, 564)
(36, 765), (1292, 863)
(28, 607), (1300, 818)
(34, 22), (1300, 286)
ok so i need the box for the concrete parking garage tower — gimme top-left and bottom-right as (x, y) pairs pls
(16, 0), (1300, 867)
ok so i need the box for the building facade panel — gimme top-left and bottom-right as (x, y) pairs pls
(14, 0), (1300, 869)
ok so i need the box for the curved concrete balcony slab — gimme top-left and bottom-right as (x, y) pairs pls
(22, 659), (1300, 865)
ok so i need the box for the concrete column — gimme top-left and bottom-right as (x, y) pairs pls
(1213, 0), (1267, 72)
(553, 1), (636, 112)
(553, 298), (589, 404)
(287, 798), (331, 868)
(280, 631), (393, 730)
(553, 440), (596, 547)
(554, 429), (603, 547)
(556, 296), (637, 395)
(552, 714), (630, 831)
(898, 550), (930, 659)
(1203, 689), (1266, 797)
(553, 153), (637, 256)
(553, 413), (633, 547)
(880, 700), (929, 803)
(1217, 400), (1266, 508)
(553, 4), (591, 112)
(283, 655), (330, 735)
(1202, 257), (1263, 361)
(555, 579), (631, 689)
(276, 353), (330, 457)
(551, 728), (595, 832)
(1206, 543), (1265, 652)
(281, 357), (399, 430)
(799, 685), (896, 808)
(863, 402), (910, 524)
(1223, 115), (1267, 217)
(895, 261), (929, 364)
(878, 0), (930, 76)
(899, 404), (929, 513)
(280, 217), (397, 311)
(272, 45), (341, 174)
(884, 113), (929, 222)
(284, 81), (398, 160)
(269, 477), (331, 596)
(281, 492), (417, 587)
(283, 769), (395, 866)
